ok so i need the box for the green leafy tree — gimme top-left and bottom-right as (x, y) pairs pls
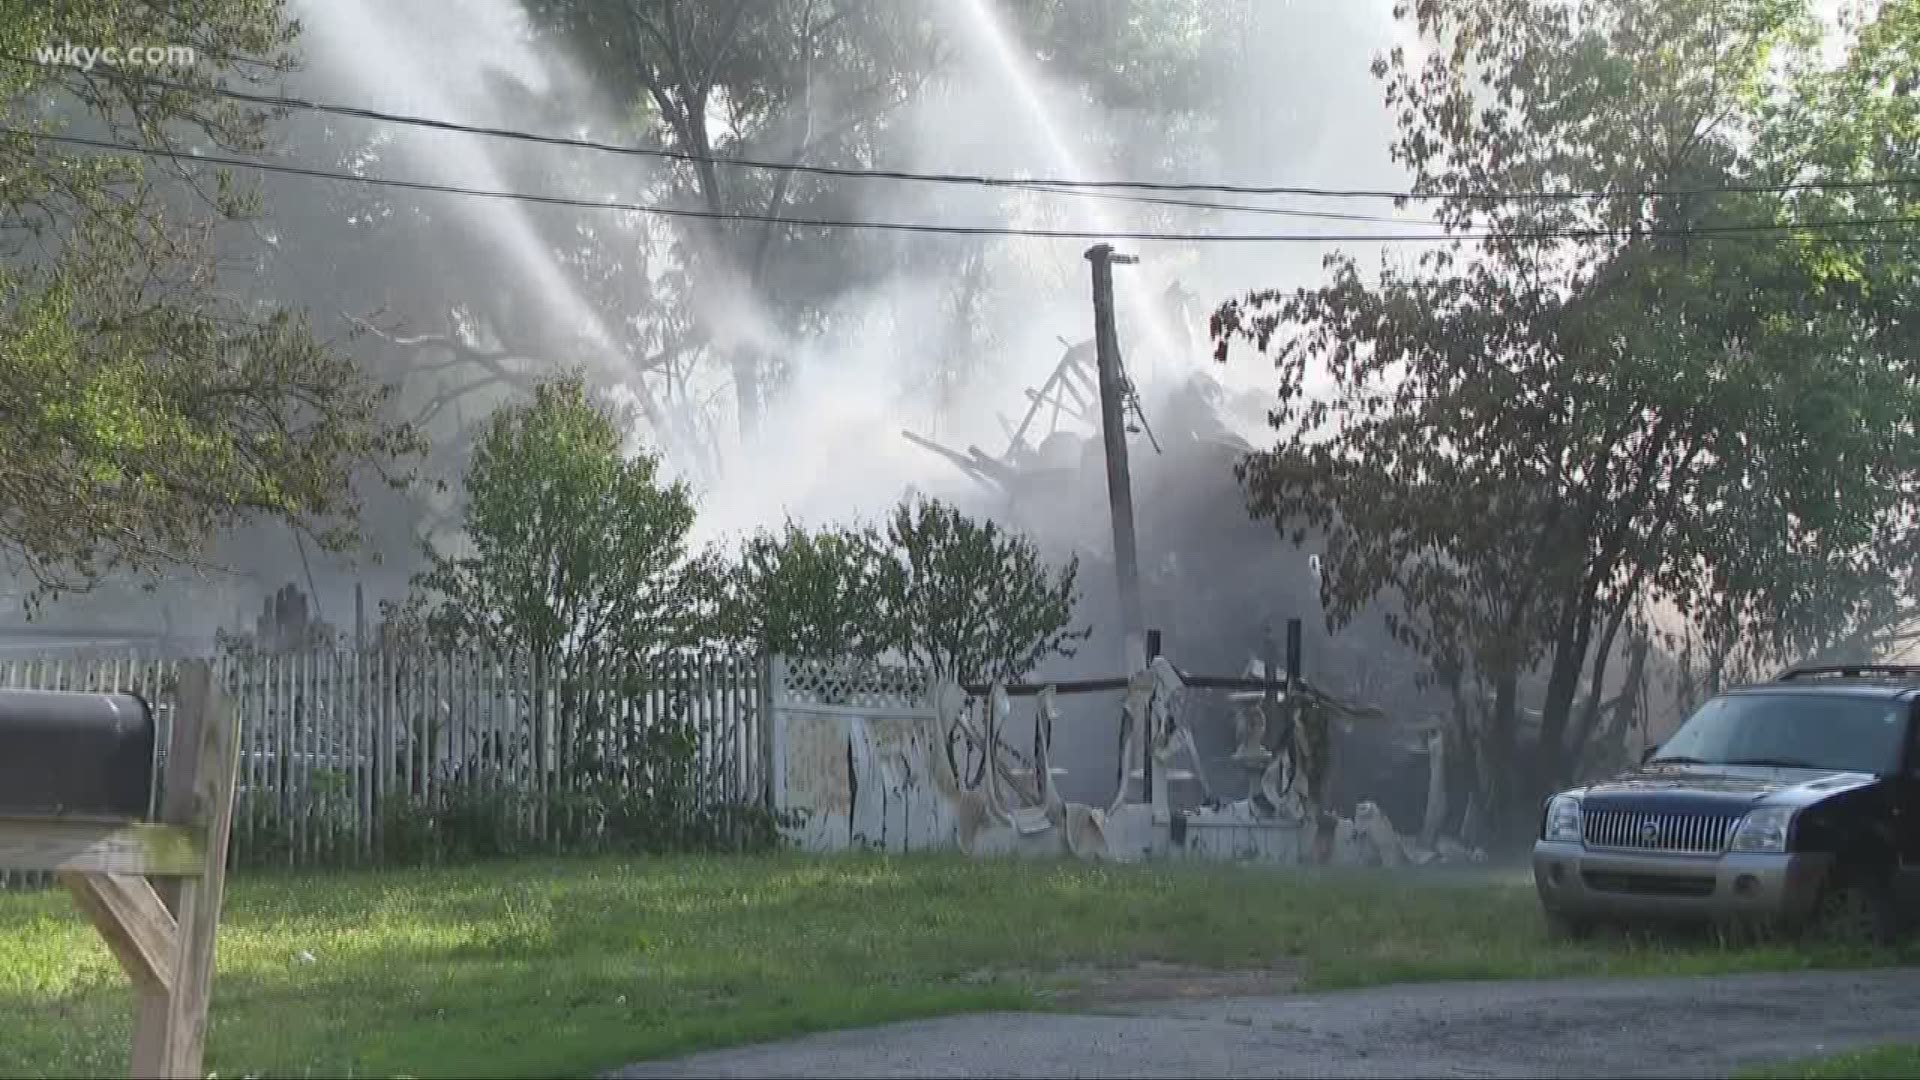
(411, 375), (709, 671)
(0, 1), (420, 607)
(719, 497), (1088, 684)
(405, 374), (730, 822)
(881, 498), (1088, 684)
(1212, 0), (1920, 843)
(716, 519), (897, 663)
(1003, 0), (1251, 171)
(1687, 0), (1920, 674)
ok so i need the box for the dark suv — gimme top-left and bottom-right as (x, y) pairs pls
(1533, 664), (1920, 942)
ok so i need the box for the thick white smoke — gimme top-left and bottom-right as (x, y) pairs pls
(681, 0), (1419, 548)
(5, 0), (1423, 664)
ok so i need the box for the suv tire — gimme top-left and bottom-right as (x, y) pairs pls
(1807, 876), (1903, 947)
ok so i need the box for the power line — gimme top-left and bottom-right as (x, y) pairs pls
(1010, 183), (1441, 225)
(12, 127), (1920, 246)
(18, 56), (1920, 205)
(17, 58), (1427, 225)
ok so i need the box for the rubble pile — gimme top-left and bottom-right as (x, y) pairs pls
(1179, 795), (1486, 868)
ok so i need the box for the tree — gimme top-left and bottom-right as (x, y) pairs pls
(717, 497), (1089, 684)
(234, 0), (1256, 556)
(716, 518), (897, 663)
(1690, 0), (1920, 673)
(409, 375), (710, 672)
(1211, 0), (1920, 845)
(400, 376), (788, 842)
(516, 0), (1257, 443)
(0, 1), (421, 608)
(882, 497), (1089, 684)
(1001, 0), (1250, 175)
(520, 0), (949, 434)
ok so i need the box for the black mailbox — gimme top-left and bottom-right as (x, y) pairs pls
(0, 689), (156, 820)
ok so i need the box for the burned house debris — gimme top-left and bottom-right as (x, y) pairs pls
(767, 646), (1485, 868)
(884, 336), (1480, 864)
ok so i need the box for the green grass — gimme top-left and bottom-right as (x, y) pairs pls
(1739, 1043), (1920, 1078)
(2, 854), (1912, 1078)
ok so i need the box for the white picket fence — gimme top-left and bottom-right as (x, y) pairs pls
(0, 647), (769, 887)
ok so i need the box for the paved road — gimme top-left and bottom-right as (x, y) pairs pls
(609, 968), (1920, 1078)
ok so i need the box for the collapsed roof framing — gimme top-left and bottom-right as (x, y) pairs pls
(902, 337), (1157, 492)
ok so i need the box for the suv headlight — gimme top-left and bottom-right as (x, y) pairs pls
(1542, 794), (1583, 843)
(1728, 807), (1794, 853)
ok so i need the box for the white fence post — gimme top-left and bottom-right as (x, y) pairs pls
(765, 655), (790, 821)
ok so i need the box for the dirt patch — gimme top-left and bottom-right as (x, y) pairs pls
(958, 959), (1304, 1010)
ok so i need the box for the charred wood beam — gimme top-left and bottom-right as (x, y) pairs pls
(1061, 345), (1100, 396)
(900, 430), (1003, 492)
(1004, 360), (1068, 460)
(964, 446), (1020, 485)
(960, 674), (1323, 697)
(1003, 340), (1100, 461)
(1026, 386), (1087, 423)
(962, 675), (1121, 696)
(1059, 369), (1092, 410)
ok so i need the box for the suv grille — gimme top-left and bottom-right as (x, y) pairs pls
(1582, 809), (1737, 854)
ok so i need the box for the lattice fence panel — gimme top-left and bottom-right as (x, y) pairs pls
(777, 657), (932, 710)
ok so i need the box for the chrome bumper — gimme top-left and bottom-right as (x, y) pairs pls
(1532, 841), (1832, 923)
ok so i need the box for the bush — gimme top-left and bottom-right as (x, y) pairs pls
(230, 700), (792, 870)
(232, 776), (786, 870)
(717, 496), (1090, 683)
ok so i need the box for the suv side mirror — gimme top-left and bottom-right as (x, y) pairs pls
(1640, 744), (1659, 766)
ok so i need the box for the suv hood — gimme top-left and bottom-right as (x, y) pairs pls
(1580, 764), (1880, 813)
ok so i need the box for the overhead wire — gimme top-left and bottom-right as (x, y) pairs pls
(11, 56), (1920, 205)
(1007, 182), (1443, 225)
(11, 127), (1919, 246)
(7, 58), (1433, 225)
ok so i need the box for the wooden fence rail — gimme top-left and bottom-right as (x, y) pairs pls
(0, 647), (767, 888)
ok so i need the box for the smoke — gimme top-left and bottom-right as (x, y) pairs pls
(291, 0), (625, 364)
(685, 0), (1419, 544)
(256, 0), (1431, 579)
(6, 1), (1443, 779)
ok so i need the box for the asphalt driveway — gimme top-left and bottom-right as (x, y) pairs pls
(609, 967), (1920, 1078)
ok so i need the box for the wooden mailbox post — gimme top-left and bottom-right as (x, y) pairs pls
(0, 662), (241, 1079)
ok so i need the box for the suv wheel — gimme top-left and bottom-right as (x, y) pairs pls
(1808, 877), (1903, 947)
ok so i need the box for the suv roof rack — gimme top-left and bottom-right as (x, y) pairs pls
(1774, 663), (1920, 681)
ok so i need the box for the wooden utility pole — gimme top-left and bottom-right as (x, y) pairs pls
(1086, 243), (1146, 676)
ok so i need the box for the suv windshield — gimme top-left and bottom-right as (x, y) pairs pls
(1651, 691), (1909, 775)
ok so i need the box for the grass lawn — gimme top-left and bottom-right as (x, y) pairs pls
(3, 853), (1913, 1078)
(1739, 1044), (1920, 1078)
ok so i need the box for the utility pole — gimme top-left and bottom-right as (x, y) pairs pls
(1086, 243), (1146, 676)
